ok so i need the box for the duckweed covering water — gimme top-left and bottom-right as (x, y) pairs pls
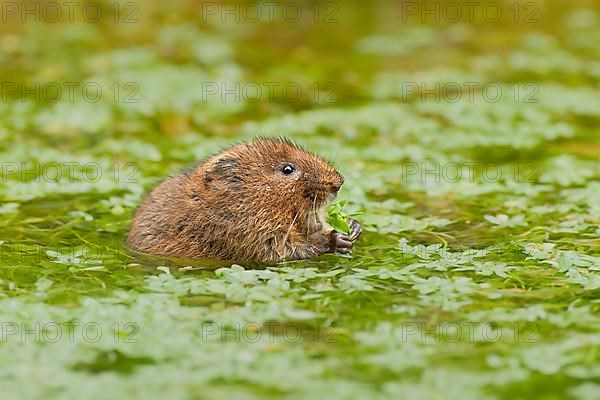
(0, 1), (599, 398)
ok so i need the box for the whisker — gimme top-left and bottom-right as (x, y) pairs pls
(311, 194), (317, 238)
(283, 212), (299, 254)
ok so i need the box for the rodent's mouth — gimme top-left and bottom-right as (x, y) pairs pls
(304, 181), (341, 209)
(306, 190), (337, 207)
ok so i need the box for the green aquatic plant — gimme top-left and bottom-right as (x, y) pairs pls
(326, 201), (363, 234)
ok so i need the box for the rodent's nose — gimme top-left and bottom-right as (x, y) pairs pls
(332, 175), (344, 193)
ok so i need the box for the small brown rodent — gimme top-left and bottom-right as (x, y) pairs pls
(127, 137), (361, 262)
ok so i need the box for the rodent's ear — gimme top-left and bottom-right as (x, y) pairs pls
(212, 157), (238, 174)
(204, 157), (243, 188)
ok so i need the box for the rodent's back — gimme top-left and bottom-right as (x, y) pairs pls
(127, 138), (345, 261)
(127, 174), (194, 255)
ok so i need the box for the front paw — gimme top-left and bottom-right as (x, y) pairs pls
(330, 231), (353, 254)
(348, 218), (362, 242)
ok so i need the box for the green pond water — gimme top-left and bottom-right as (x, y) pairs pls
(0, 0), (599, 398)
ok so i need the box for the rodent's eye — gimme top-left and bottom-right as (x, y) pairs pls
(280, 164), (295, 175)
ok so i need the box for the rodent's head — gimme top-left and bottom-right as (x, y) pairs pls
(201, 138), (344, 214)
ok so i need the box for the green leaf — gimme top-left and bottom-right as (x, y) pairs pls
(327, 201), (362, 234)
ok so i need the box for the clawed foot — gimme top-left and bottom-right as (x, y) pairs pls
(331, 231), (353, 254)
(348, 218), (362, 242)
(330, 218), (362, 255)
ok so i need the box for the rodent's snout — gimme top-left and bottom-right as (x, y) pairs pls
(302, 171), (344, 203)
(319, 175), (343, 194)
(331, 174), (344, 193)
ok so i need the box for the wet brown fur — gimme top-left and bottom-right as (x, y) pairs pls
(127, 138), (346, 262)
